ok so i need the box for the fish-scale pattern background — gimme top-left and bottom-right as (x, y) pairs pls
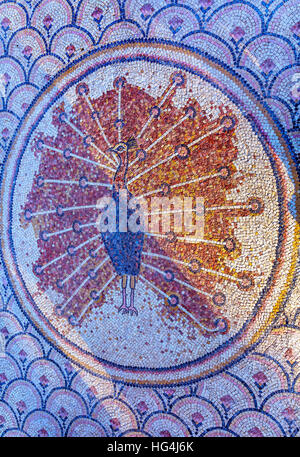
(0, 0), (299, 437)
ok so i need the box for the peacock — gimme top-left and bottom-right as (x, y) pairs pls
(23, 72), (261, 334)
(100, 137), (144, 316)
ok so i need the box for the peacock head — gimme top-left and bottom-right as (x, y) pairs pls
(109, 137), (137, 163)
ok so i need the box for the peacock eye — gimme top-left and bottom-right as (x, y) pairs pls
(117, 146), (124, 151)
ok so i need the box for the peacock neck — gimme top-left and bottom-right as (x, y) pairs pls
(113, 151), (129, 193)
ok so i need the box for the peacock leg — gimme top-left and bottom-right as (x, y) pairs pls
(118, 275), (129, 314)
(127, 275), (138, 316)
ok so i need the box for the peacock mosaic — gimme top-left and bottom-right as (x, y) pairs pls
(1, 44), (297, 386)
(0, 0), (299, 438)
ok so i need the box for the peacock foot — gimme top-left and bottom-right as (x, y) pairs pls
(127, 305), (138, 316)
(118, 304), (129, 314)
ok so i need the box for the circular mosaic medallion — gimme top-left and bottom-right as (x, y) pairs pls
(1, 43), (298, 385)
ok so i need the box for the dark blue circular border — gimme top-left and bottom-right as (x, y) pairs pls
(1, 39), (297, 387)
